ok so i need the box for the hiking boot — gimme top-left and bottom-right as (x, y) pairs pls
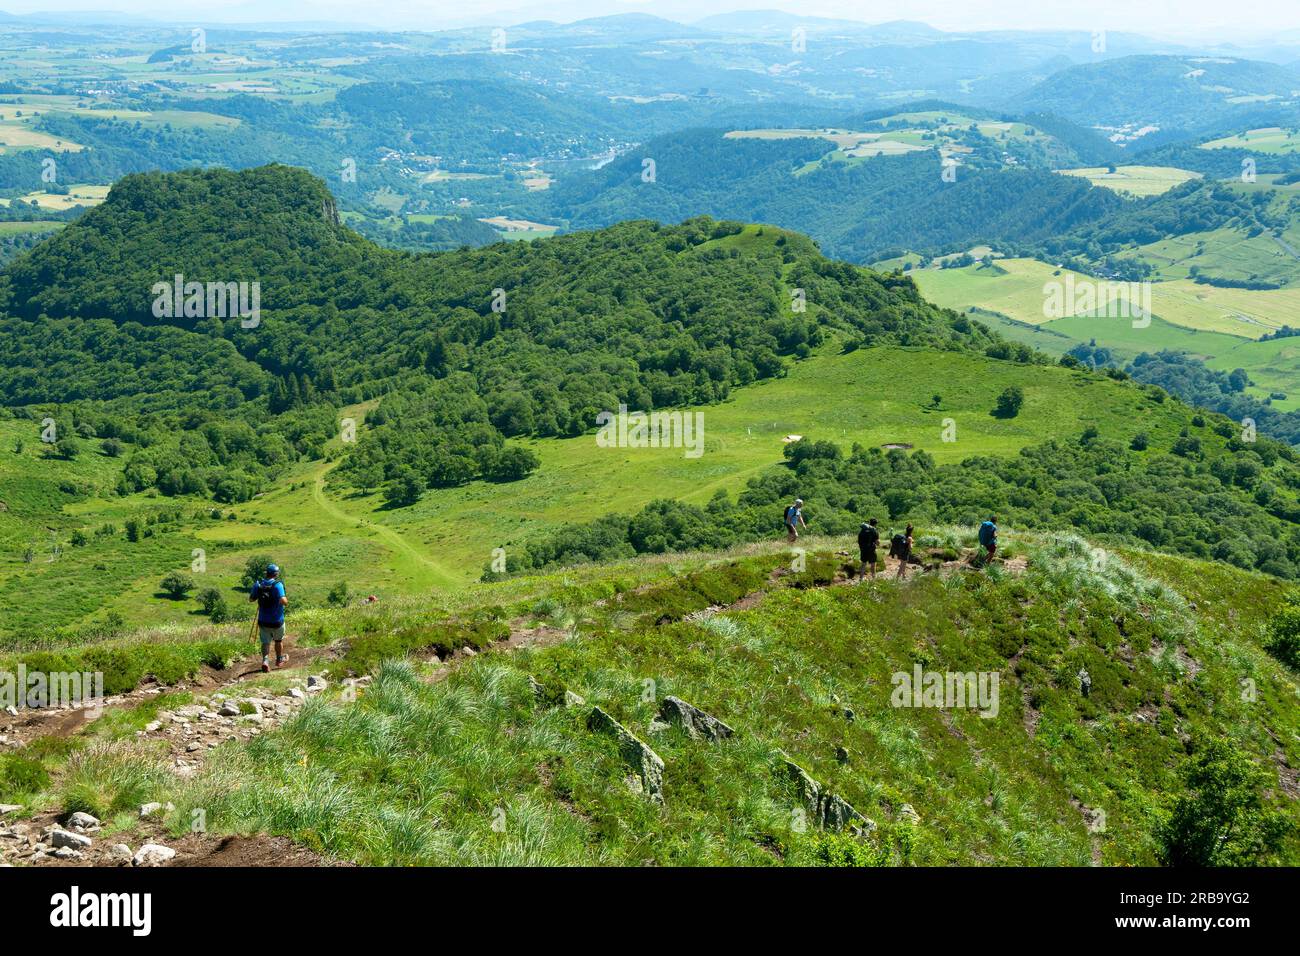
(276, 655), (288, 668)
(261, 658), (270, 674)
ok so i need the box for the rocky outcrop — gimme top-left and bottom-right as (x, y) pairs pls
(587, 707), (665, 804)
(777, 751), (874, 834)
(655, 696), (734, 742)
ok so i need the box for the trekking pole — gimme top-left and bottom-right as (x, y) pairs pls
(248, 614), (259, 645)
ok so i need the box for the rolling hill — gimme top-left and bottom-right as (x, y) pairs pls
(4, 164), (1300, 644)
(1011, 55), (1300, 135)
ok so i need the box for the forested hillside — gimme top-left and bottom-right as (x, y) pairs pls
(544, 128), (1122, 262)
(0, 164), (998, 506)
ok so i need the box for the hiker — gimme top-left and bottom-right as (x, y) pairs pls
(892, 524), (914, 580)
(784, 498), (807, 543)
(858, 518), (880, 580)
(249, 563), (288, 673)
(978, 516), (999, 565)
(1078, 667), (1092, 698)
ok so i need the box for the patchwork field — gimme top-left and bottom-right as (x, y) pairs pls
(913, 257), (1300, 336)
(1200, 126), (1300, 154)
(1054, 165), (1202, 196)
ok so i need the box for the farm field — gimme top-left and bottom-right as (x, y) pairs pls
(1200, 126), (1300, 154)
(913, 257), (1300, 336)
(1054, 165), (1202, 196)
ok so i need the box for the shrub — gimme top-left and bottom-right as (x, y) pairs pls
(1265, 596), (1300, 669)
(1157, 738), (1289, 866)
(327, 582), (352, 608)
(161, 571), (196, 599)
(993, 385), (1024, 418)
(0, 754), (50, 798)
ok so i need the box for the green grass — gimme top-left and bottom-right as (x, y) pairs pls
(1055, 166), (1201, 197)
(1201, 127), (1300, 155)
(913, 257), (1300, 337)
(23, 533), (1296, 866)
(0, 340), (1206, 635)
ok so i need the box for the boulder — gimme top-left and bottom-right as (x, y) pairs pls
(657, 696), (734, 742)
(109, 843), (133, 862)
(587, 707), (665, 804)
(50, 828), (92, 850)
(777, 751), (875, 834)
(67, 811), (100, 831)
(306, 675), (327, 691)
(133, 844), (177, 867)
(0, 804), (22, 816)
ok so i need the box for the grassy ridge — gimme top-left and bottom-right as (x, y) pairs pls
(10, 533), (1297, 866)
(0, 343), (1191, 635)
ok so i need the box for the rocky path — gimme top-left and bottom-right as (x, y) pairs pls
(1, 544), (1027, 867)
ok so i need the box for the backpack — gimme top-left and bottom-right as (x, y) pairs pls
(978, 521), (996, 547)
(783, 505), (796, 527)
(889, 533), (906, 558)
(255, 580), (281, 610)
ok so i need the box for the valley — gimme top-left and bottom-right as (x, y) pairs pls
(1, 6), (1299, 886)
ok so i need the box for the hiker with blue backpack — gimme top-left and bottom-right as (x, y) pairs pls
(784, 498), (807, 543)
(250, 562), (289, 673)
(978, 517), (998, 566)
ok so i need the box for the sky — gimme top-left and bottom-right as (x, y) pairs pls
(4, 0), (1300, 43)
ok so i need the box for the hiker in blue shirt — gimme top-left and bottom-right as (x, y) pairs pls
(784, 498), (807, 543)
(249, 563), (289, 673)
(978, 517), (998, 566)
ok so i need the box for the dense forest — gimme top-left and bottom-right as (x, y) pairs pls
(0, 164), (1005, 507)
(543, 128), (1123, 263)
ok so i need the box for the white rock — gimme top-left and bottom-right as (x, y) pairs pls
(287, 688), (305, 699)
(144, 721), (162, 733)
(109, 843), (133, 861)
(52, 847), (83, 859)
(139, 802), (174, 819)
(50, 829), (92, 850)
(0, 804), (22, 816)
(218, 701), (242, 717)
(68, 811), (100, 831)
(132, 844), (176, 867)
(306, 675), (327, 691)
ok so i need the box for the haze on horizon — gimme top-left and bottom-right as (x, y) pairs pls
(4, 0), (1300, 45)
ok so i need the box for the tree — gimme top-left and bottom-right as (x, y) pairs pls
(993, 386), (1024, 418)
(124, 519), (141, 542)
(481, 445), (540, 482)
(1157, 739), (1288, 866)
(1265, 595), (1300, 669)
(327, 581), (351, 607)
(383, 468), (426, 508)
(161, 571), (196, 599)
(242, 554), (275, 587)
(197, 586), (230, 621)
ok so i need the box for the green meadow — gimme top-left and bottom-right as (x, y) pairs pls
(1200, 126), (1300, 155)
(0, 342), (1186, 635)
